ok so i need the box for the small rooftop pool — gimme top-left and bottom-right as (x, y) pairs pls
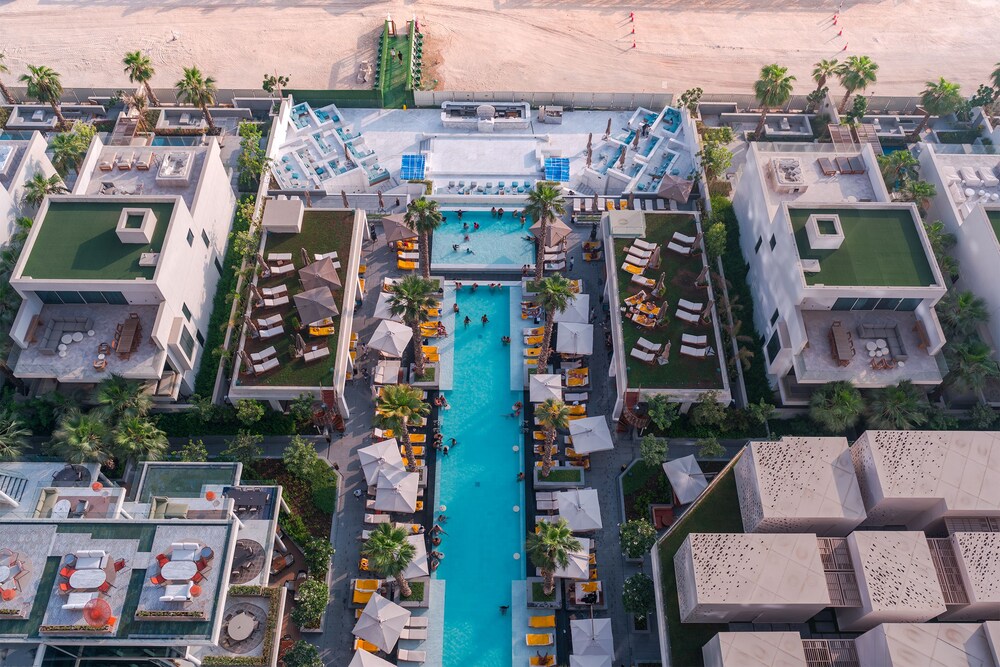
(431, 209), (536, 270)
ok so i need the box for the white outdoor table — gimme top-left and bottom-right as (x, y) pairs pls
(228, 612), (255, 641)
(0, 565), (10, 583)
(52, 499), (71, 519)
(69, 568), (107, 589)
(160, 561), (198, 581)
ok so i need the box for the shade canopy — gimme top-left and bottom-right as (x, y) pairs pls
(358, 438), (405, 485)
(403, 534), (429, 579)
(373, 359), (401, 385)
(663, 455), (709, 505)
(656, 174), (694, 202)
(529, 374), (563, 403)
(380, 214), (418, 244)
(556, 322), (594, 356)
(567, 416), (614, 454)
(553, 293), (590, 324)
(570, 618), (615, 658)
(353, 592), (411, 652)
(557, 488), (603, 532)
(348, 651), (396, 667)
(570, 655), (614, 667)
(373, 467), (419, 513)
(373, 291), (403, 322)
(550, 537), (592, 580)
(368, 319), (412, 357)
(300, 255), (342, 291)
(530, 217), (573, 246)
(294, 287), (339, 325)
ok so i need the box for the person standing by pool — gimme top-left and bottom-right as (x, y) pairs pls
(520, 213), (527, 226)
(491, 206), (497, 217)
(453, 303), (460, 313)
(481, 314), (489, 326)
(457, 209), (463, 221)
(464, 315), (471, 328)
(497, 207), (504, 218)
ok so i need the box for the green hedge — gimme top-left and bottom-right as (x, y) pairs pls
(287, 89), (384, 108)
(155, 407), (296, 437)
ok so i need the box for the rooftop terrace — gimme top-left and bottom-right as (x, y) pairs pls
(755, 146), (879, 210)
(0, 140), (26, 190)
(789, 206), (936, 287)
(21, 200), (176, 281)
(82, 146), (207, 211)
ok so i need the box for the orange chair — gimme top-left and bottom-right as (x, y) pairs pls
(113, 559), (126, 572)
(59, 567), (75, 578)
(58, 582), (70, 593)
(150, 575), (165, 586)
(192, 572), (204, 584)
(155, 554), (169, 567)
(98, 581), (111, 593)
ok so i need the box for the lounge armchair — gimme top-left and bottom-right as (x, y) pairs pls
(526, 633), (554, 647)
(637, 337), (663, 353)
(260, 285), (287, 298)
(406, 617), (429, 628)
(680, 344), (709, 358)
(257, 314), (282, 328)
(625, 254), (649, 268)
(269, 263), (295, 276)
(676, 309), (700, 324)
(259, 325), (284, 340)
(262, 295), (289, 308)
(400, 627), (428, 640)
(672, 232), (696, 245)
(529, 615), (556, 628)
(682, 333), (708, 346)
(631, 348), (656, 363)
(632, 274), (655, 288)
(666, 241), (692, 256)
(544, 260), (566, 271)
(398, 259), (418, 271)
(633, 239), (656, 251)
(622, 262), (644, 275)
(677, 299), (704, 311)
(397, 649), (426, 663)
(252, 357), (280, 374)
(250, 346), (277, 363)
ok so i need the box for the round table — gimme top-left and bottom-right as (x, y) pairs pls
(58, 350), (67, 358)
(87, 330), (95, 337)
(72, 332), (84, 343)
(98, 354), (106, 360)
(160, 560), (198, 581)
(52, 499), (71, 519)
(875, 339), (886, 348)
(58, 344), (67, 352)
(0, 565), (10, 583)
(61, 334), (74, 345)
(869, 350), (877, 357)
(866, 341), (877, 351)
(227, 612), (255, 641)
(965, 188), (976, 197)
(69, 568), (107, 590)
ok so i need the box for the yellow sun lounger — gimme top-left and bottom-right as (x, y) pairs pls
(524, 327), (543, 336)
(400, 445), (426, 456)
(533, 431), (546, 441)
(534, 444), (558, 455)
(568, 368), (589, 377)
(354, 638), (379, 653)
(583, 252), (603, 262)
(355, 579), (380, 591)
(622, 262), (644, 275)
(401, 457), (425, 468)
(526, 633), (554, 647)
(528, 615), (556, 628)
(524, 335), (543, 345)
(352, 589), (375, 605)
(398, 259), (417, 270)
(567, 376), (588, 388)
(422, 345), (439, 355)
(424, 353), (440, 362)
(524, 347), (542, 358)
(423, 307), (441, 317)
(309, 326), (335, 337)
(407, 433), (427, 444)
(568, 405), (587, 415)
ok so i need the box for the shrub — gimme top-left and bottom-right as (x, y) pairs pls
(696, 436), (726, 458)
(290, 578), (328, 628)
(176, 438), (208, 462)
(280, 511), (310, 546)
(969, 402), (998, 429)
(647, 395), (680, 432)
(620, 519), (657, 558)
(303, 537), (334, 576)
(639, 434), (668, 468)
(282, 641), (322, 667)
(222, 430), (263, 467)
(690, 390), (727, 430)
(622, 573), (655, 621)
(235, 399), (265, 426)
(697, 141), (733, 181)
(283, 435), (322, 481)
(705, 221), (727, 259)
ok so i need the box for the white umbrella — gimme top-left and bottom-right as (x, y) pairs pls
(557, 488), (603, 532)
(553, 293), (590, 324)
(568, 416), (614, 454)
(373, 359), (401, 385)
(353, 592), (411, 652)
(663, 455), (709, 505)
(374, 467), (419, 513)
(374, 291), (403, 322)
(368, 320), (412, 357)
(358, 439), (405, 485)
(571, 618), (614, 658)
(550, 537), (591, 580)
(529, 374), (563, 403)
(556, 322), (594, 356)
(348, 651), (396, 667)
(570, 655), (613, 667)
(403, 534), (429, 579)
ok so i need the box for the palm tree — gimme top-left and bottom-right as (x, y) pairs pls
(0, 410), (31, 461)
(535, 275), (574, 372)
(900, 180), (937, 214)
(811, 58), (840, 93)
(992, 62), (1000, 92)
(122, 50), (159, 106)
(866, 380), (929, 429)
(403, 198), (443, 280)
(97, 374), (153, 422)
(376, 384), (429, 472)
(387, 275), (438, 379)
(362, 523), (417, 597)
(524, 183), (567, 282)
(0, 52), (16, 104)
(175, 66), (218, 132)
(49, 131), (86, 176)
(20, 172), (66, 208)
(752, 64), (796, 137)
(526, 518), (581, 596)
(945, 340), (1000, 393)
(914, 77), (963, 136)
(48, 409), (111, 464)
(837, 55), (879, 112)
(20, 65), (66, 128)
(809, 381), (863, 432)
(535, 398), (569, 477)
(938, 290), (989, 338)
(127, 93), (151, 132)
(876, 150), (917, 190)
(112, 416), (168, 462)
(924, 219), (959, 279)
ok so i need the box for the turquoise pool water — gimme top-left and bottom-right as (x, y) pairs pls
(432, 209), (536, 269)
(437, 287), (523, 667)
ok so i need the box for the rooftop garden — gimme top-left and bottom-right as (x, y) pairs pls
(239, 209), (355, 388)
(614, 213), (725, 390)
(136, 462), (240, 502)
(657, 463), (743, 667)
(790, 207), (936, 287)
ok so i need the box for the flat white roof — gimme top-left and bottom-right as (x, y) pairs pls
(746, 437), (866, 522)
(684, 533), (830, 606)
(706, 632), (807, 667)
(855, 430), (1000, 513)
(751, 144), (881, 210)
(952, 532), (1000, 604)
(860, 623), (999, 667)
(851, 531), (946, 615)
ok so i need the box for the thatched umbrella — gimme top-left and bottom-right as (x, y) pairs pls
(256, 252), (267, 268)
(701, 303), (714, 323)
(604, 118), (611, 139)
(592, 193), (599, 211)
(249, 282), (264, 301)
(658, 341), (671, 363)
(649, 246), (662, 270)
(653, 272), (665, 295)
(586, 146), (593, 168)
(300, 255), (342, 291)
(300, 247), (311, 267)
(341, 189), (349, 208)
(243, 314), (259, 337)
(305, 191), (312, 208)
(695, 265), (709, 286)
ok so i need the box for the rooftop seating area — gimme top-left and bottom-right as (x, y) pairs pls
(83, 146), (207, 210)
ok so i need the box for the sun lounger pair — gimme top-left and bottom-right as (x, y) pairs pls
(666, 241), (692, 256)
(252, 357), (279, 374)
(672, 232), (696, 245)
(631, 347), (657, 363)
(637, 337), (663, 353)
(269, 263), (295, 276)
(397, 649), (426, 663)
(678, 299), (703, 312)
(261, 284), (287, 298)
(682, 333), (708, 346)
(304, 346), (330, 363)
(249, 346), (277, 363)
(314, 251), (339, 261)
(257, 314), (282, 328)
(262, 295), (289, 309)
(584, 251), (603, 261)
(259, 324), (284, 339)
(681, 344), (713, 359)
(676, 309), (700, 324)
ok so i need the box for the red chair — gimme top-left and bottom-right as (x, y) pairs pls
(58, 582), (70, 593)
(191, 572), (204, 584)
(155, 554), (169, 567)
(195, 557), (207, 571)
(113, 559), (126, 572)
(149, 575), (165, 586)
(98, 581), (111, 593)
(59, 567), (75, 579)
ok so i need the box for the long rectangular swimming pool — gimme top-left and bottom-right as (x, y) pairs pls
(432, 209), (536, 270)
(436, 286), (523, 666)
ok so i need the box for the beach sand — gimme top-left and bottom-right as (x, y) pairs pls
(0, 0), (996, 97)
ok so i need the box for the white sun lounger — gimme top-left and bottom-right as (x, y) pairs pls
(259, 325), (284, 339)
(637, 337), (663, 353)
(398, 252), (419, 261)
(980, 169), (1000, 188)
(631, 274), (655, 288)
(630, 348), (656, 362)
(400, 628), (428, 640)
(252, 357), (279, 374)
(536, 499), (558, 510)
(269, 263), (295, 276)
(544, 253), (566, 262)
(268, 252), (293, 262)
(545, 260), (566, 271)
(633, 239), (656, 251)
(627, 246), (652, 259)
(406, 617), (429, 629)
(257, 314), (282, 328)
(263, 295), (289, 308)
(680, 344), (709, 358)
(249, 346), (277, 363)
(364, 513), (390, 524)
(672, 232), (696, 245)
(676, 309), (700, 324)
(397, 649), (426, 663)
(535, 492), (555, 502)
(625, 254), (648, 267)
(314, 251), (339, 261)
(261, 284), (287, 298)
(667, 241), (692, 256)
(564, 392), (589, 402)
(959, 167), (983, 187)
(677, 299), (704, 312)
(682, 333), (708, 346)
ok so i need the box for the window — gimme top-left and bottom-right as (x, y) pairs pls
(874, 298), (902, 310)
(766, 330), (782, 364)
(55, 291), (85, 304)
(37, 291), (62, 305)
(897, 298), (921, 312)
(179, 327), (196, 360)
(754, 236), (763, 254)
(769, 235), (777, 251)
(80, 291), (107, 304)
(195, 329), (205, 346)
(36, 290), (127, 305)
(186, 230), (194, 246)
(181, 303), (192, 321)
(214, 256), (224, 275)
(201, 230), (210, 247)
(770, 309), (779, 326)
(102, 291), (128, 305)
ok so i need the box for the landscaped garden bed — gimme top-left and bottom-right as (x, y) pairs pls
(252, 459), (333, 538)
(622, 461), (672, 521)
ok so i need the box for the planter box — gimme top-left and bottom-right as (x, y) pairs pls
(631, 614), (651, 634)
(409, 363), (439, 388)
(399, 578), (431, 608)
(534, 466), (585, 488)
(526, 577), (562, 609)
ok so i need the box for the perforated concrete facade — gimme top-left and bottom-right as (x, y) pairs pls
(940, 531), (1000, 622)
(736, 437), (866, 536)
(851, 430), (1000, 530)
(853, 622), (999, 667)
(702, 632), (808, 667)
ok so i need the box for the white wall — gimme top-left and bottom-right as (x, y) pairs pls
(1, 132), (59, 245)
